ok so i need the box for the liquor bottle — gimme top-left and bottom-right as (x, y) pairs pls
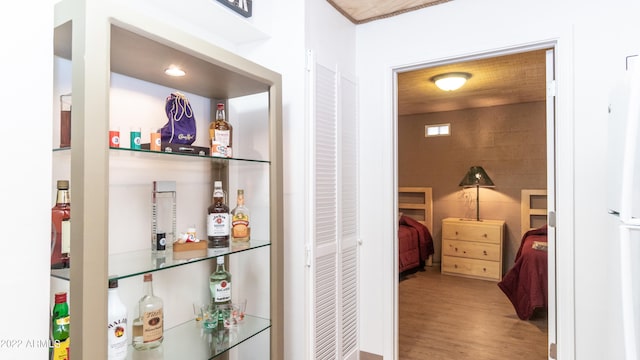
(59, 93), (71, 148)
(51, 180), (71, 269)
(231, 189), (251, 242)
(51, 292), (70, 360)
(107, 278), (128, 360)
(209, 256), (232, 325)
(207, 181), (230, 248)
(209, 103), (233, 157)
(133, 273), (164, 350)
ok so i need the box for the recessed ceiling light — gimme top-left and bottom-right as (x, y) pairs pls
(164, 66), (185, 77)
(430, 72), (472, 91)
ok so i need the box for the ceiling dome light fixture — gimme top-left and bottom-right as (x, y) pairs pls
(164, 65), (186, 77)
(431, 72), (472, 91)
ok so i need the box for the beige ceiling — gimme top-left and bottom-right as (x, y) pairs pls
(327, 1), (548, 116)
(397, 49), (548, 115)
(327, 0), (452, 24)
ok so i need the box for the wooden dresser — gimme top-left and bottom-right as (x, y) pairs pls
(441, 218), (505, 281)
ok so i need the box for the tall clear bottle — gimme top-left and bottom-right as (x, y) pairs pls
(209, 103), (233, 157)
(51, 180), (71, 269)
(209, 256), (232, 325)
(134, 273), (164, 350)
(231, 189), (250, 242)
(207, 181), (230, 248)
(107, 279), (128, 360)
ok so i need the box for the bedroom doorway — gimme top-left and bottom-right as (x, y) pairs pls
(393, 44), (557, 359)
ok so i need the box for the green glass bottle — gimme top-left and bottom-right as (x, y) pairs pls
(51, 292), (70, 360)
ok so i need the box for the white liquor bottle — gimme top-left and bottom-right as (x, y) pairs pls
(107, 278), (128, 360)
(209, 256), (232, 324)
(134, 273), (164, 350)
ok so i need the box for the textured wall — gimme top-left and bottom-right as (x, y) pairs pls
(398, 101), (547, 271)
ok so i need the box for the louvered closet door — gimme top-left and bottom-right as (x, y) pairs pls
(311, 53), (359, 360)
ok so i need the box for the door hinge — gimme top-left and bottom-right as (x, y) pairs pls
(547, 80), (557, 97)
(305, 245), (312, 267)
(548, 210), (556, 227)
(549, 342), (557, 359)
(305, 50), (313, 72)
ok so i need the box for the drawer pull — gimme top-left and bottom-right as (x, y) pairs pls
(454, 247), (458, 252)
(482, 233), (488, 237)
(454, 264), (458, 268)
(483, 250), (487, 256)
(482, 267), (487, 272)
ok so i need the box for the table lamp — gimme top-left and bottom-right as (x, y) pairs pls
(459, 166), (495, 221)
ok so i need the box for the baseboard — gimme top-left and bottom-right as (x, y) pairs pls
(360, 351), (383, 360)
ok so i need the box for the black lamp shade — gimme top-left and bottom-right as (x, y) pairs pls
(459, 166), (495, 188)
(458, 166), (495, 221)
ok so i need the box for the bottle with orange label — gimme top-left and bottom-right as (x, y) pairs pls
(231, 189), (250, 242)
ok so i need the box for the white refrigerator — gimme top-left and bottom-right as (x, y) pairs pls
(608, 61), (640, 360)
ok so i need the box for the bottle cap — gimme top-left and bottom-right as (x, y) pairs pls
(57, 180), (69, 190)
(217, 256), (225, 264)
(217, 103), (224, 110)
(238, 189), (244, 195)
(214, 181), (222, 187)
(108, 278), (119, 289)
(144, 273), (152, 282)
(55, 292), (67, 303)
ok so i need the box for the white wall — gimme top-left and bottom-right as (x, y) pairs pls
(0, 1), (53, 359)
(356, 0), (640, 359)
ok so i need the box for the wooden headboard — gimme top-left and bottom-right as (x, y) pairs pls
(521, 189), (547, 236)
(398, 187), (433, 232)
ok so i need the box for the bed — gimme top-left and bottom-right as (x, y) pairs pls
(398, 187), (435, 274)
(497, 189), (548, 320)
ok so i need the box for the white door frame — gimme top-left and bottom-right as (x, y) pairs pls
(392, 40), (567, 360)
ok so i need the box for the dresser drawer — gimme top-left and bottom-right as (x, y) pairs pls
(442, 221), (502, 244)
(442, 239), (501, 262)
(441, 255), (501, 281)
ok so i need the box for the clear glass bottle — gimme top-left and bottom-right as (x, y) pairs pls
(209, 256), (232, 325)
(51, 292), (70, 360)
(231, 189), (251, 242)
(207, 181), (230, 248)
(134, 273), (164, 350)
(151, 180), (176, 253)
(51, 180), (71, 269)
(209, 103), (233, 157)
(107, 278), (128, 360)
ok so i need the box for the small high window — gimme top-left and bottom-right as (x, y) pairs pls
(425, 123), (450, 137)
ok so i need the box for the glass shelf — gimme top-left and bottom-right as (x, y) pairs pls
(50, 240), (270, 281)
(52, 146), (270, 164)
(125, 315), (270, 360)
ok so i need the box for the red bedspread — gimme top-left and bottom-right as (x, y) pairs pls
(497, 225), (548, 320)
(398, 215), (434, 273)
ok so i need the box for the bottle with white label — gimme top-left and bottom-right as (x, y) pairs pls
(207, 181), (230, 248)
(107, 278), (128, 359)
(209, 256), (232, 325)
(133, 273), (163, 350)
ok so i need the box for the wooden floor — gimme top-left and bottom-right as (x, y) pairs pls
(399, 266), (548, 360)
